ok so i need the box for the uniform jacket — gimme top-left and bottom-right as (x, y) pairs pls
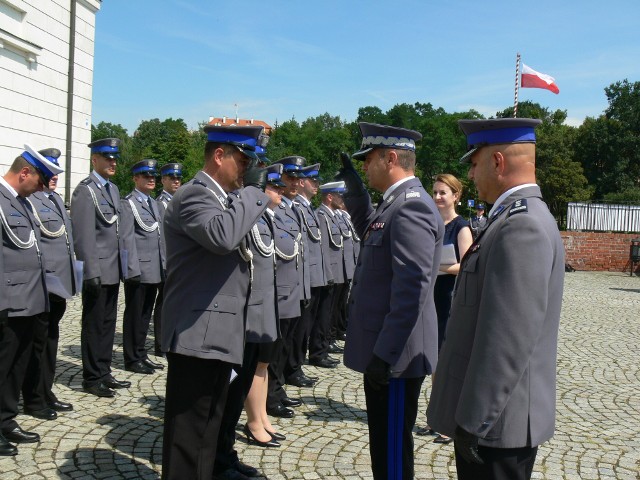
(29, 191), (77, 298)
(295, 194), (327, 288)
(284, 199), (311, 300)
(316, 204), (345, 285)
(121, 190), (165, 284)
(427, 185), (565, 448)
(272, 205), (302, 319)
(70, 171), (139, 285)
(156, 190), (173, 213)
(335, 209), (356, 281)
(343, 177), (443, 378)
(160, 171), (269, 363)
(0, 184), (48, 316)
(341, 209), (361, 264)
(245, 214), (278, 343)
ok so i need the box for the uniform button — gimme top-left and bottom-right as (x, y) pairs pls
(214, 303), (218, 308)
(257, 200), (263, 206)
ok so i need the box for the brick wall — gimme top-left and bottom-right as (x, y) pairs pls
(562, 231), (640, 273)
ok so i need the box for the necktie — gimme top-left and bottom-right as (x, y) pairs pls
(147, 197), (157, 219)
(104, 182), (115, 204)
(48, 193), (63, 216)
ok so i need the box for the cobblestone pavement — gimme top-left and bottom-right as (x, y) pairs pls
(1, 271), (639, 479)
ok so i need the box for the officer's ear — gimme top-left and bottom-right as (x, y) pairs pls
(493, 150), (506, 175)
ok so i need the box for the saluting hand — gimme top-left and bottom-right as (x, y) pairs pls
(243, 166), (268, 192)
(335, 152), (367, 198)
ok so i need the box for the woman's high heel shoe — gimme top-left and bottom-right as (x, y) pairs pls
(243, 424), (281, 448)
(266, 429), (286, 441)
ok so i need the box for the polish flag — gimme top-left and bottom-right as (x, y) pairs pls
(521, 64), (560, 94)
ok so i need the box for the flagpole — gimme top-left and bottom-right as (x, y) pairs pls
(514, 52), (521, 118)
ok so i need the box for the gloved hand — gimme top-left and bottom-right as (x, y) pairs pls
(0, 309), (8, 326)
(364, 354), (391, 390)
(454, 425), (484, 465)
(243, 166), (268, 191)
(125, 275), (141, 285)
(83, 277), (101, 297)
(334, 152), (367, 198)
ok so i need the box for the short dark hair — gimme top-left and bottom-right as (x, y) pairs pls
(204, 142), (237, 163)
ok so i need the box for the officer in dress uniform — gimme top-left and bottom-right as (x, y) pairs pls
(71, 138), (140, 398)
(309, 181), (346, 369)
(0, 145), (63, 455)
(469, 202), (488, 239)
(335, 123), (444, 480)
(286, 163), (327, 387)
(160, 124), (269, 480)
(152, 162), (182, 357)
(21, 148), (76, 422)
(427, 118), (565, 480)
(121, 160), (166, 375)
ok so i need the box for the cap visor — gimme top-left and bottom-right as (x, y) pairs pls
(459, 147), (477, 164)
(269, 180), (286, 187)
(257, 154), (271, 165)
(352, 147), (372, 161)
(239, 149), (259, 161)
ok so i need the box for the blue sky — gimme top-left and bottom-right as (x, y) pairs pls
(92, 0), (640, 134)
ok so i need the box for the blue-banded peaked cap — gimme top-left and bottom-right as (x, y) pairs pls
(89, 138), (121, 158)
(203, 124), (263, 161)
(301, 163), (321, 179)
(38, 148), (61, 166)
(256, 133), (271, 164)
(352, 122), (422, 160)
(319, 180), (346, 194)
(266, 163), (286, 187)
(21, 144), (64, 182)
(274, 155), (306, 177)
(160, 163), (183, 177)
(458, 118), (542, 163)
(131, 159), (158, 175)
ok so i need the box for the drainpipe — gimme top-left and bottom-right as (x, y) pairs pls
(64, 0), (77, 204)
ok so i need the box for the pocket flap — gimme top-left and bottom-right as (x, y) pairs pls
(192, 293), (238, 313)
(5, 270), (28, 286)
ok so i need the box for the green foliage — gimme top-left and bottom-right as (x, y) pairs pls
(603, 187), (640, 203)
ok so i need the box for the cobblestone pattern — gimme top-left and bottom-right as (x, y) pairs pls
(0, 272), (638, 479)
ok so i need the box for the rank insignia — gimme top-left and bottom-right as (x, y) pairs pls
(508, 199), (528, 216)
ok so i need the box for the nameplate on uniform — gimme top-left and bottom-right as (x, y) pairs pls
(508, 199), (528, 216)
(405, 191), (420, 199)
(370, 222), (385, 231)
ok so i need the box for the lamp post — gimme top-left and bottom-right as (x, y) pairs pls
(630, 238), (640, 276)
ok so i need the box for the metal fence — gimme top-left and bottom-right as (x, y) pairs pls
(567, 202), (640, 232)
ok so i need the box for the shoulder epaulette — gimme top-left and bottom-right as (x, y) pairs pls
(193, 179), (207, 187)
(124, 193), (133, 200)
(508, 198), (528, 216)
(79, 178), (92, 185)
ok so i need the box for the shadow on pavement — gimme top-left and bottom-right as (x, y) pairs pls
(58, 447), (159, 479)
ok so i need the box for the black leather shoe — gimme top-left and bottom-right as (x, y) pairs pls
(326, 355), (340, 364)
(24, 407), (57, 420)
(0, 433), (17, 456)
(309, 358), (338, 368)
(103, 376), (131, 389)
(83, 382), (116, 398)
(265, 428), (286, 441)
(266, 405), (294, 418)
(142, 357), (164, 370)
(243, 424), (280, 448)
(48, 400), (73, 412)
(286, 375), (315, 388)
(281, 397), (302, 408)
(2, 427), (40, 444)
(328, 343), (344, 354)
(234, 460), (263, 477)
(215, 467), (250, 480)
(125, 360), (154, 375)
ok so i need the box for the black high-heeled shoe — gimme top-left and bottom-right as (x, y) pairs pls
(243, 424), (280, 448)
(266, 429), (286, 441)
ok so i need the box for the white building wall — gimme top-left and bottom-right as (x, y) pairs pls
(0, 0), (100, 202)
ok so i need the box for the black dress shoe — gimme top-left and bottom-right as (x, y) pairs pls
(266, 404), (294, 418)
(416, 427), (436, 436)
(243, 424), (280, 448)
(24, 407), (57, 420)
(281, 397), (302, 408)
(234, 460), (263, 477)
(326, 355), (340, 364)
(215, 467), (250, 480)
(286, 375), (314, 388)
(83, 382), (116, 398)
(2, 427), (40, 443)
(0, 433), (17, 456)
(265, 429), (286, 441)
(328, 343), (344, 354)
(48, 400), (73, 412)
(142, 357), (164, 370)
(125, 360), (154, 374)
(309, 358), (338, 369)
(103, 376), (131, 389)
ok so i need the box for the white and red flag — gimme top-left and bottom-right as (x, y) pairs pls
(521, 64), (559, 94)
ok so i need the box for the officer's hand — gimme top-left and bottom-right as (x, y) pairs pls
(364, 354), (390, 390)
(454, 426), (484, 465)
(334, 152), (366, 198)
(243, 166), (268, 191)
(327, 279), (335, 286)
(83, 277), (101, 297)
(125, 275), (141, 285)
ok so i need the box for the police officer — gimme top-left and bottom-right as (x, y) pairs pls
(309, 181), (346, 369)
(21, 148), (77, 421)
(427, 118), (565, 480)
(121, 160), (165, 375)
(71, 138), (140, 398)
(336, 122), (444, 479)
(469, 203), (488, 239)
(160, 124), (268, 480)
(152, 162), (182, 357)
(0, 145), (63, 454)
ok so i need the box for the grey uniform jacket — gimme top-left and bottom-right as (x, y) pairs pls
(272, 205), (302, 319)
(0, 184), (48, 316)
(160, 171), (269, 363)
(341, 209), (361, 264)
(29, 191), (77, 298)
(427, 185), (565, 449)
(70, 172), (139, 285)
(121, 191), (165, 284)
(335, 209), (356, 281)
(156, 190), (173, 213)
(245, 215), (278, 343)
(295, 195), (327, 288)
(316, 204), (345, 285)
(343, 178), (443, 378)
(288, 200), (311, 300)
